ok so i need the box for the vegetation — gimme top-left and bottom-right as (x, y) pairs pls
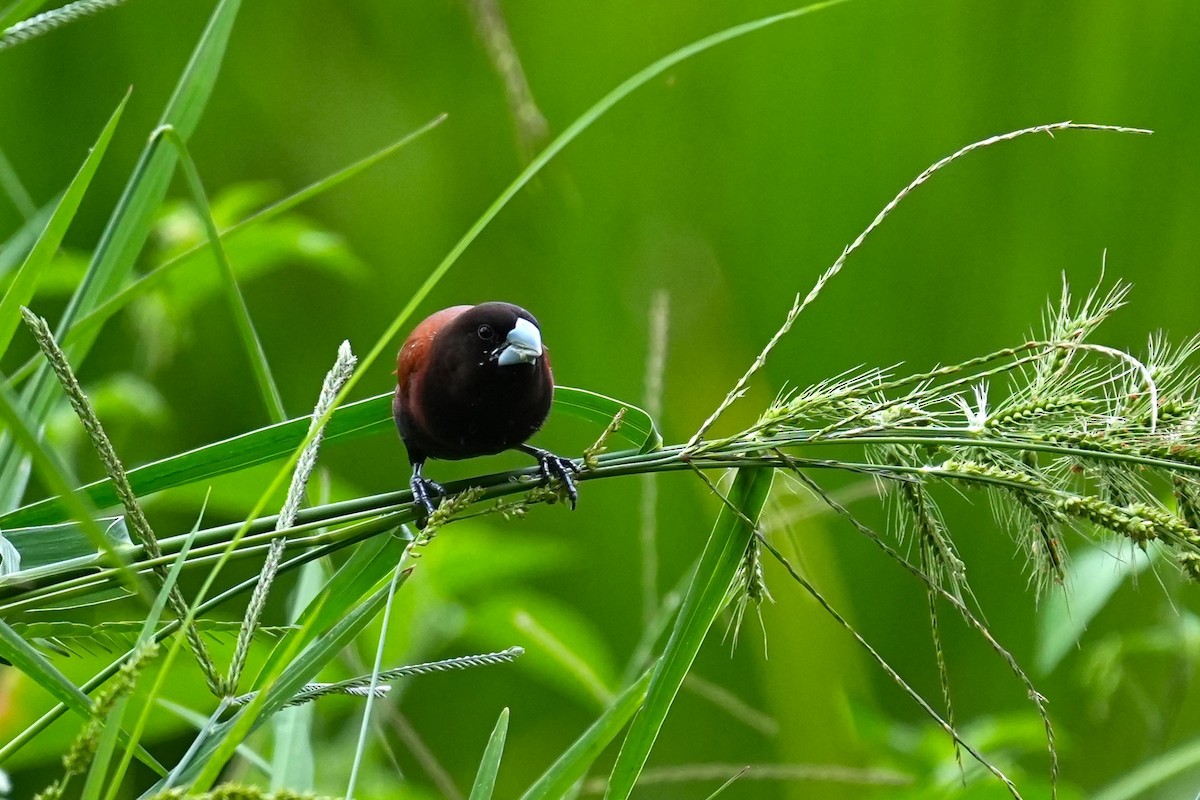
(1, 1), (1198, 799)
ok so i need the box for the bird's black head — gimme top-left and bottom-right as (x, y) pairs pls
(441, 302), (544, 370)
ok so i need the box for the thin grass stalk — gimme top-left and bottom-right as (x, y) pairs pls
(225, 341), (357, 696)
(0, 531), (353, 767)
(640, 290), (669, 626)
(0, 0), (129, 51)
(755, 535), (1022, 798)
(153, 125), (287, 424)
(20, 307), (223, 695)
(346, 562), (411, 800)
(783, 468), (1059, 792)
(688, 123), (1151, 449)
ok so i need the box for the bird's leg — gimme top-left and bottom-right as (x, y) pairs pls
(410, 461), (446, 525)
(518, 444), (580, 509)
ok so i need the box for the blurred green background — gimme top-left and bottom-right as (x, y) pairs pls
(2, 0), (1200, 797)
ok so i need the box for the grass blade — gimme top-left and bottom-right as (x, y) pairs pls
(52, 114), (447, 355)
(0, 0), (243, 510)
(0, 618), (165, 777)
(520, 668), (654, 800)
(157, 580), (399, 793)
(96, 502), (209, 799)
(269, 559), (325, 790)
(0, 145), (37, 219)
(554, 387), (661, 453)
(0, 90), (123, 346)
(605, 467), (774, 800)
(0, 0), (45, 31)
(0, 88), (131, 355)
(469, 708), (510, 800)
(0, 386), (652, 528)
(154, 125), (287, 423)
(0, 382), (145, 598)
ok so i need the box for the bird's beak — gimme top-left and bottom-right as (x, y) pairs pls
(497, 317), (543, 366)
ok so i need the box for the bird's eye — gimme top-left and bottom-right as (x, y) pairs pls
(477, 324), (495, 341)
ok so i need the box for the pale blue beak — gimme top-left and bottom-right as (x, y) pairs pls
(497, 317), (543, 366)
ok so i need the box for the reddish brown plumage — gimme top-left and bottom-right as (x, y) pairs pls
(393, 302), (576, 522)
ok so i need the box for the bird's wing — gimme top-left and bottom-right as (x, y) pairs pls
(396, 305), (472, 394)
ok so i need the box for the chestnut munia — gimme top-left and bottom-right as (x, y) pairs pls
(393, 302), (578, 522)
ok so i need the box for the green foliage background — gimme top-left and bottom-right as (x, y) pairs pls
(1, 1), (1199, 797)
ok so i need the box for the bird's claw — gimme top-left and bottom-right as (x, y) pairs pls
(535, 452), (580, 510)
(410, 475), (447, 527)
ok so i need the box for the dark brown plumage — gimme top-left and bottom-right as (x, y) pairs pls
(393, 302), (578, 522)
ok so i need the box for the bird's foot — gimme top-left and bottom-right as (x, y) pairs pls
(529, 449), (581, 509)
(410, 474), (447, 527)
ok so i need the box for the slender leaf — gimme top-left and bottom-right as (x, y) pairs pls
(0, 387), (652, 528)
(253, 530), (408, 690)
(1036, 546), (1152, 674)
(0, 0), (45, 31)
(605, 468), (775, 799)
(155, 581), (398, 793)
(0, 0), (244, 510)
(469, 708), (510, 800)
(57, 114), (447, 352)
(0, 92), (128, 357)
(0, 382), (145, 598)
(521, 668), (654, 800)
(554, 387), (661, 453)
(0, 619), (165, 776)
(269, 560), (326, 791)
(155, 125), (287, 422)
(1, 516), (127, 573)
(0, 145), (36, 219)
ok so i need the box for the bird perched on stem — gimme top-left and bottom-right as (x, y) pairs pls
(393, 302), (579, 524)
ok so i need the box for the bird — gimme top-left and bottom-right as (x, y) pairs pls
(393, 302), (579, 524)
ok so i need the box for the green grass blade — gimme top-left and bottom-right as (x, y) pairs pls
(0, 386), (651, 528)
(0, 618), (166, 777)
(0, 0), (243, 510)
(96, 505), (207, 800)
(1093, 736), (1200, 800)
(0, 145), (37, 219)
(0, 393), (390, 527)
(520, 668), (654, 800)
(0, 382), (145, 598)
(0, 0), (45, 30)
(604, 468), (775, 800)
(554, 387), (661, 453)
(158, 581), (398, 792)
(155, 125), (287, 422)
(54, 114), (447, 354)
(0, 91), (128, 357)
(253, 532), (409, 689)
(469, 707), (510, 800)
(269, 559), (325, 791)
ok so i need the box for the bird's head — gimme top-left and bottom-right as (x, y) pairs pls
(448, 302), (544, 370)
